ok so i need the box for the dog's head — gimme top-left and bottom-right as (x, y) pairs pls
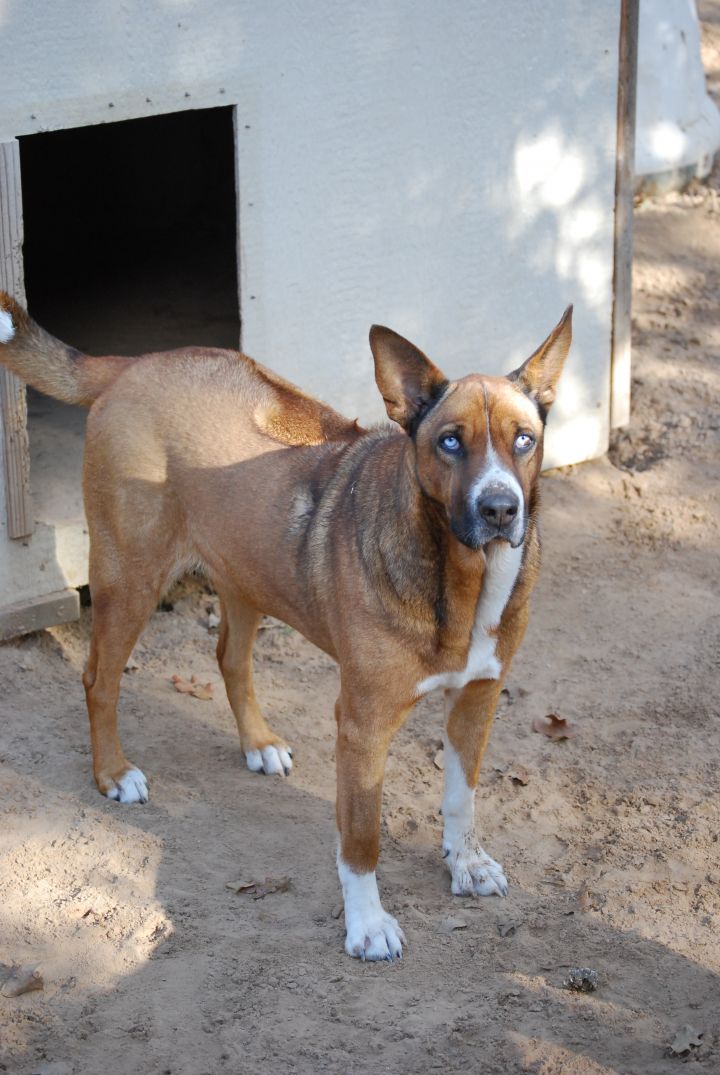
(369, 307), (572, 549)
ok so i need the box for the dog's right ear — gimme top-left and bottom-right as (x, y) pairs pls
(370, 326), (448, 432)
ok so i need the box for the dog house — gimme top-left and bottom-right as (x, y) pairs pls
(0, 1), (637, 637)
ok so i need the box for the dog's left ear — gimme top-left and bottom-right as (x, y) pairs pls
(507, 305), (573, 413)
(370, 326), (448, 432)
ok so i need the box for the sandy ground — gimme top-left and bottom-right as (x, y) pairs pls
(2, 32), (720, 1075)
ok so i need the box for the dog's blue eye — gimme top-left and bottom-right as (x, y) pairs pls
(515, 432), (535, 453)
(439, 434), (461, 454)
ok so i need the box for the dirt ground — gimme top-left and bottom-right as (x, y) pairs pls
(2, 30), (720, 1075)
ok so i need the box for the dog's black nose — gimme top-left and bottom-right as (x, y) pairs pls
(476, 489), (519, 529)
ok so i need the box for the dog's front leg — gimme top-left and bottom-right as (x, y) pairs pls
(335, 694), (407, 961)
(442, 678), (509, 897)
(441, 598), (531, 897)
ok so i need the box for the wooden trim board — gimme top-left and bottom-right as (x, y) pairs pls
(610, 0), (639, 430)
(0, 139), (33, 537)
(0, 588), (80, 641)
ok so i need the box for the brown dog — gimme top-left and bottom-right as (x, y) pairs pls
(0, 293), (571, 960)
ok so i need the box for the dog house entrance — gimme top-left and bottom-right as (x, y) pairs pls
(18, 106), (239, 537)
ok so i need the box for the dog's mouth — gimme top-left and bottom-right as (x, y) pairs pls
(450, 512), (527, 550)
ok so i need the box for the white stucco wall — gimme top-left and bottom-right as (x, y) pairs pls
(636, 0), (720, 183)
(0, 1), (621, 472)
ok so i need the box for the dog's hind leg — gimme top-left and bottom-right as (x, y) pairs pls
(83, 557), (170, 804)
(215, 593), (293, 776)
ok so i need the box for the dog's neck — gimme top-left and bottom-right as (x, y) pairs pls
(370, 435), (490, 654)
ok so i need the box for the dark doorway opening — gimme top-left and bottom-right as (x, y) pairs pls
(20, 105), (239, 353)
(18, 106), (239, 530)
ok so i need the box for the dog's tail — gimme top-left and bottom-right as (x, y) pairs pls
(0, 291), (134, 406)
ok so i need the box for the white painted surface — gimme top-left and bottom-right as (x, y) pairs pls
(0, 310), (14, 343)
(636, 0), (720, 180)
(0, 1), (621, 473)
(0, 516), (88, 608)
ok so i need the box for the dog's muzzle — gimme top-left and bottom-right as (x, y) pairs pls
(453, 482), (526, 549)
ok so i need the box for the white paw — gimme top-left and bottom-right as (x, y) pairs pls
(106, 767), (149, 804)
(445, 838), (508, 897)
(245, 744), (293, 776)
(345, 908), (406, 962)
(337, 861), (405, 961)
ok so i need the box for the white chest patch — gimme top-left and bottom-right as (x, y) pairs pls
(416, 541), (524, 696)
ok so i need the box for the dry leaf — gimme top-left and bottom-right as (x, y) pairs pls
(171, 674), (195, 693)
(494, 763), (530, 785)
(508, 764), (530, 786)
(171, 674), (214, 701)
(669, 1025), (703, 1056)
(189, 678), (214, 701)
(226, 876), (291, 900)
(1, 964), (44, 997)
(226, 880), (256, 894)
(251, 876), (291, 899)
(497, 920), (520, 937)
(437, 915), (467, 934)
(531, 713), (577, 740)
(433, 749), (445, 771)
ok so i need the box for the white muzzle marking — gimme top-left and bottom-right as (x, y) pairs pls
(470, 443), (526, 547)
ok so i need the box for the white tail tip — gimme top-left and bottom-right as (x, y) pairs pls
(0, 309), (14, 344)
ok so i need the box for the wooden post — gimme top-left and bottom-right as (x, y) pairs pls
(232, 104), (243, 353)
(0, 140), (33, 539)
(610, 0), (639, 430)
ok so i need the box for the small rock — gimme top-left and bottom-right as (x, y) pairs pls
(1, 964), (44, 997)
(577, 883), (605, 912)
(207, 612), (221, 630)
(668, 1025), (703, 1057)
(564, 967), (599, 992)
(433, 749), (444, 771)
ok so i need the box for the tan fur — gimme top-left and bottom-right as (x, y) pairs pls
(0, 290), (571, 898)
